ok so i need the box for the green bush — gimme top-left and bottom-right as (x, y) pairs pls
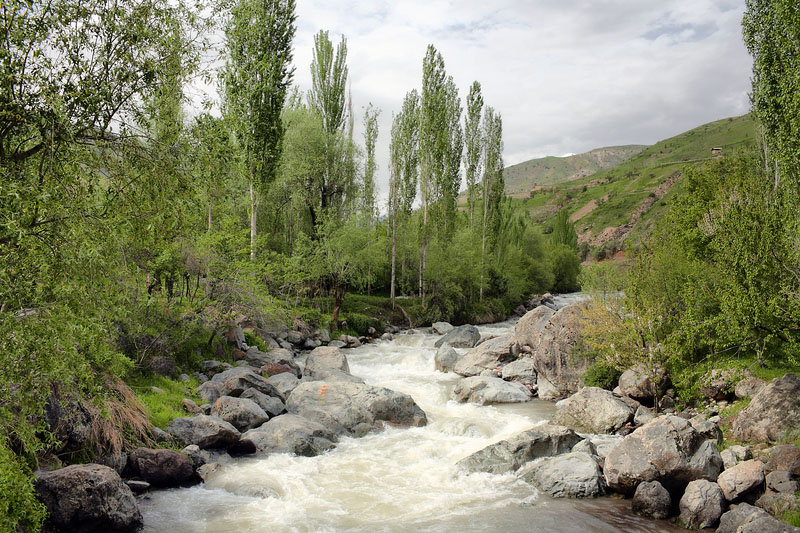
(342, 312), (381, 337)
(0, 438), (46, 532)
(243, 330), (267, 352)
(583, 360), (622, 390)
(550, 244), (581, 292)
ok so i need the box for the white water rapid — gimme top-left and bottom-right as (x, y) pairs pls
(139, 317), (679, 532)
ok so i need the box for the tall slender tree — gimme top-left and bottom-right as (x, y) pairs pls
(223, 0), (296, 261)
(464, 82), (484, 229)
(480, 106), (504, 300)
(362, 103), (380, 222)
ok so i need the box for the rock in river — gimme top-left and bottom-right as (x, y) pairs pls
(451, 376), (532, 405)
(552, 387), (634, 434)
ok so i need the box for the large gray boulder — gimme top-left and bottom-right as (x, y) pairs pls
(304, 346), (350, 377)
(210, 396), (270, 432)
(452, 376), (532, 405)
(34, 464), (142, 532)
(242, 414), (337, 457)
(552, 387), (634, 434)
(514, 305), (555, 348)
(618, 365), (667, 403)
(632, 480), (671, 519)
(304, 367), (365, 383)
(603, 415), (723, 495)
(453, 335), (518, 377)
(718, 503), (800, 533)
(434, 325), (481, 348)
(678, 479), (725, 529)
(520, 451), (605, 498)
(457, 424), (581, 474)
(434, 344), (460, 373)
(240, 388), (285, 418)
(732, 374), (800, 443)
(501, 358), (537, 386)
(211, 367), (283, 400)
(286, 381), (427, 436)
(523, 305), (588, 400)
(432, 321), (454, 335)
(267, 372), (300, 398)
(128, 447), (195, 487)
(717, 459), (765, 502)
(735, 377), (766, 399)
(166, 415), (241, 450)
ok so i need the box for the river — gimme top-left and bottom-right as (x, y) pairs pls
(139, 311), (680, 532)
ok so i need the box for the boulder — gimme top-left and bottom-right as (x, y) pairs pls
(181, 445), (231, 470)
(197, 381), (224, 404)
(603, 415), (723, 495)
(632, 480), (671, 519)
(182, 398), (203, 415)
(500, 358), (537, 386)
(305, 367), (365, 383)
(731, 374), (800, 443)
(432, 321), (454, 335)
(527, 305), (588, 400)
(166, 415), (241, 449)
(618, 365), (667, 403)
(520, 451), (605, 498)
(34, 464), (142, 532)
(678, 479), (726, 529)
(328, 340), (347, 348)
(286, 381), (427, 436)
(128, 448), (194, 487)
(721, 449), (739, 471)
(145, 355), (176, 378)
(514, 305), (555, 348)
(222, 326), (246, 350)
(453, 335), (518, 377)
(434, 325), (481, 349)
(451, 376), (532, 405)
(286, 330), (305, 345)
(717, 459), (765, 502)
(767, 471), (798, 494)
(689, 415), (723, 445)
(434, 344), (460, 373)
(756, 490), (798, 517)
(766, 445), (800, 477)
(572, 438), (598, 456)
(261, 362), (297, 378)
(240, 388), (285, 418)
(735, 377), (766, 399)
(457, 424), (581, 474)
(304, 346), (350, 377)
(552, 387), (634, 434)
(210, 396), (270, 432)
(242, 347), (272, 367)
(717, 502), (800, 533)
(267, 372), (301, 398)
(633, 406), (656, 426)
(241, 414), (337, 457)
(212, 367), (284, 400)
(699, 368), (739, 401)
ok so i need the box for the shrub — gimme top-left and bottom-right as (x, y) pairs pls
(583, 361), (622, 390)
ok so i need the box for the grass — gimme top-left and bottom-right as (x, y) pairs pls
(128, 374), (203, 430)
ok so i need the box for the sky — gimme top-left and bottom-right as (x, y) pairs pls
(221, 0), (754, 205)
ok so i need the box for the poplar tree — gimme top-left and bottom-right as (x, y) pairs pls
(465, 82), (484, 229)
(362, 103), (380, 222)
(480, 107), (504, 300)
(223, 0), (296, 261)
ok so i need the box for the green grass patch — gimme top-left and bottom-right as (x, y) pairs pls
(128, 374), (202, 430)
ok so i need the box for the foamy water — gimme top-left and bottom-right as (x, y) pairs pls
(139, 315), (679, 532)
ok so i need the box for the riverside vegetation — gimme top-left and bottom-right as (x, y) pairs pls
(1, 0), (800, 531)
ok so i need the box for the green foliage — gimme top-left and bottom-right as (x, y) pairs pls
(244, 330), (267, 352)
(551, 209), (578, 250)
(583, 361), (623, 390)
(129, 375), (201, 430)
(0, 437), (46, 533)
(342, 313), (381, 337)
(550, 244), (581, 292)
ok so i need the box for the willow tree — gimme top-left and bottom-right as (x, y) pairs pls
(223, 0), (296, 261)
(465, 82), (484, 229)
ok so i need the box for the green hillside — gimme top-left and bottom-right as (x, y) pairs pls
(508, 114), (757, 256)
(503, 145), (647, 195)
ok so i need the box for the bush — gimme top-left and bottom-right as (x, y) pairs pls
(583, 361), (622, 390)
(0, 438), (46, 532)
(342, 312), (381, 337)
(243, 330), (267, 352)
(550, 244), (581, 292)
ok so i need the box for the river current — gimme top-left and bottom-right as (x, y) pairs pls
(139, 309), (680, 532)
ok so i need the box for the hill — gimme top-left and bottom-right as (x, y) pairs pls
(507, 114), (757, 256)
(503, 145), (647, 195)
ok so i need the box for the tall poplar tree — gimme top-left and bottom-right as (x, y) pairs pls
(223, 0), (296, 261)
(480, 107), (504, 300)
(362, 103), (380, 222)
(465, 82), (484, 229)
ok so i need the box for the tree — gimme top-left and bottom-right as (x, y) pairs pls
(222, 0), (296, 261)
(479, 106), (504, 300)
(362, 103), (380, 222)
(552, 208), (578, 250)
(465, 82), (484, 229)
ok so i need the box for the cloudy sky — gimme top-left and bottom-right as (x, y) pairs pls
(263, 0), (753, 203)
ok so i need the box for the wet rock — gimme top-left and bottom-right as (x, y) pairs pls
(552, 387), (634, 434)
(678, 479), (725, 529)
(181, 445), (231, 470)
(304, 346), (350, 377)
(242, 414), (337, 456)
(197, 462), (224, 481)
(434, 344), (460, 373)
(457, 423), (581, 474)
(381, 333), (393, 341)
(34, 464), (142, 532)
(632, 480), (671, 519)
(267, 372), (301, 398)
(126, 480), (150, 493)
(210, 396), (270, 432)
(434, 325), (481, 349)
(717, 459), (764, 501)
(735, 377), (766, 399)
(520, 451), (605, 498)
(432, 321), (454, 335)
(452, 376), (532, 405)
(732, 374), (800, 443)
(241, 388), (285, 418)
(500, 358), (537, 386)
(604, 415), (723, 495)
(717, 502), (800, 533)
(286, 381), (427, 436)
(128, 447), (195, 487)
(453, 335), (518, 377)
(166, 415), (241, 450)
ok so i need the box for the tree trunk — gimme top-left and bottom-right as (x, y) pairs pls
(249, 181), (257, 261)
(390, 205), (397, 309)
(207, 201), (212, 233)
(331, 284), (346, 328)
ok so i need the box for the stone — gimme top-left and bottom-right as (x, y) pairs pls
(128, 447), (195, 487)
(732, 374), (800, 443)
(328, 340), (347, 348)
(196, 462), (224, 482)
(632, 480), (671, 519)
(572, 438), (598, 456)
(286, 330), (305, 345)
(181, 445), (231, 470)
(304, 346), (350, 377)
(526, 305), (588, 400)
(434, 325), (481, 349)
(603, 415), (723, 495)
(98, 452), (127, 475)
(286, 381), (427, 436)
(126, 480), (150, 493)
(735, 377), (766, 399)
(381, 333), (393, 341)
(767, 470), (797, 494)
(315, 328), (331, 343)
(453, 335), (519, 377)
(552, 387), (634, 434)
(756, 490), (798, 517)
(432, 321), (454, 335)
(266, 372), (301, 398)
(210, 396), (270, 432)
(212, 367), (283, 400)
(193, 372), (209, 383)
(513, 305), (555, 348)
(183, 398), (203, 415)
(520, 452), (605, 498)
(145, 355), (176, 378)
(303, 338), (321, 350)
(500, 358), (537, 386)
(717, 459), (765, 501)
(222, 326), (246, 350)
(721, 449), (739, 471)
(689, 415), (723, 445)
(242, 414), (337, 457)
(457, 424), (581, 474)
(261, 362), (297, 378)
(678, 479), (726, 529)
(766, 445), (800, 477)
(166, 415), (241, 449)
(434, 344), (460, 373)
(452, 376), (532, 405)
(699, 368), (738, 401)
(304, 368), (365, 383)
(618, 365), (667, 403)
(633, 406), (656, 426)
(34, 464), (142, 532)
(240, 388), (285, 418)
(717, 503), (800, 533)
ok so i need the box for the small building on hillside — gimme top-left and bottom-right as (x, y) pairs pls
(711, 147), (723, 155)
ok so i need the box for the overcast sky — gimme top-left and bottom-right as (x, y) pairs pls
(242, 0), (754, 204)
